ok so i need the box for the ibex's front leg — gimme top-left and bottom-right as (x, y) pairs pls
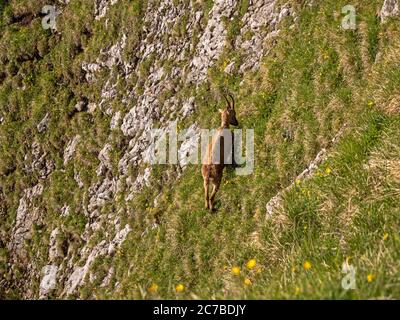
(209, 181), (221, 211)
(204, 180), (210, 210)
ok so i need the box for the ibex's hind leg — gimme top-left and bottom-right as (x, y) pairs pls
(209, 182), (221, 211)
(204, 180), (210, 210)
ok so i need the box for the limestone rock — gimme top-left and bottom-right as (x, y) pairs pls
(63, 224), (131, 295)
(8, 184), (44, 260)
(37, 113), (50, 133)
(63, 135), (80, 165)
(381, 0), (399, 22)
(95, 0), (119, 20)
(39, 265), (58, 298)
(48, 228), (60, 262)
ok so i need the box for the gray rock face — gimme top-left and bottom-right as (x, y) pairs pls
(8, 184), (44, 261)
(96, 143), (113, 176)
(181, 97), (196, 118)
(88, 176), (117, 213)
(95, 0), (119, 20)
(188, 0), (239, 83)
(178, 124), (200, 167)
(125, 167), (152, 201)
(110, 111), (121, 130)
(37, 113), (50, 133)
(100, 266), (114, 287)
(63, 224), (131, 295)
(237, 1), (292, 73)
(48, 228), (60, 262)
(381, 0), (399, 22)
(26, 141), (55, 179)
(81, 62), (101, 83)
(63, 135), (80, 165)
(39, 265), (58, 298)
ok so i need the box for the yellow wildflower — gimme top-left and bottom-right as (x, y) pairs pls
(367, 274), (376, 283)
(175, 284), (185, 292)
(232, 266), (241, 275)
(244, 278), (252, 286)
(303, 261), (312, 270)
(325, 167), (332, 175)
(383, 233), (389, 241)
(246, 259), (257, 270)
(148, 283), (158, 293)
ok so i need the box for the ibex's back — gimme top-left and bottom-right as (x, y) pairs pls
(202, 95), (238, 211)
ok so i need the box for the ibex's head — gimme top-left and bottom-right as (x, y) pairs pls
(219, 94), (239, 127)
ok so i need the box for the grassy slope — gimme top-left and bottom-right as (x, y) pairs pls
(0, 0), (399, 299)
(95, 1), (400, 300)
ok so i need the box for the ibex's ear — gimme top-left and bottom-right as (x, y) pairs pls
(218, 109), (224, 114)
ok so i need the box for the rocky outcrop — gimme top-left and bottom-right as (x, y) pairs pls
(8, 184), (44, 261)
(95, 0), (119, 20)
(237, 1), (292, 72)
(63, 135), (80, 165)
(96, 143), (113, 176)
(189, 0), (238, 83)
(63, 224), (130, 295)
(380, 0), (399, 22)
(39, 265), (58, 298)
(25, 141), (55, 179)
(37, 113), (50, 133)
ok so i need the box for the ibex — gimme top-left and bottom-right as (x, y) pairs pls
(202, 95), (239, 211)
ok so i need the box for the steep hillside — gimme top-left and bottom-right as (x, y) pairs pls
(0, 0), (399, 299)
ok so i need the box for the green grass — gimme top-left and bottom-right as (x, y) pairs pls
(1, 0), (399, 299)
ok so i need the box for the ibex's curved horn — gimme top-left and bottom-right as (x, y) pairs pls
(224, 95), (231, 108)
(224, 94), (235, 110)
(228, 94), (235, 110)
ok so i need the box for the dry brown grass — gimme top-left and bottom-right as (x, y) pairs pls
(368, 152), (400, 183)
(384, 95), (400, 115)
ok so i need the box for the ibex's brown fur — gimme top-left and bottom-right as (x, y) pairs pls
(202, 95), (239, 211)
